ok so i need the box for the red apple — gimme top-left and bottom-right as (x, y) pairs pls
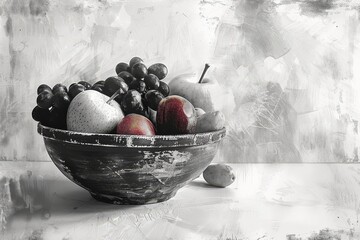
(116, 114), (156, 135)
(156, 95), (197, 135)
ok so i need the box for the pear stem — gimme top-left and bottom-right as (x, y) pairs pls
(198, 63), (210, 83)
(106, 85), (128, 104)
(106, 89), (121, 104)
(106, 86), (127, 116)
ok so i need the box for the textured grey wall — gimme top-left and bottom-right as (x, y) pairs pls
(0, 0), (359, 162)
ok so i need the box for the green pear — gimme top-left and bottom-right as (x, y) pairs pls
(67, 90), (124, 133)
(195, 111), (225, 133)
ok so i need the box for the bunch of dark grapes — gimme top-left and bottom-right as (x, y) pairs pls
(32, 56), (170, 130)
(32, 81), (93, 129)
(113, 57), (170, 119)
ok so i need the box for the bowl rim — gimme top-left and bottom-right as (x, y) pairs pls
(37, 123), (226, 148)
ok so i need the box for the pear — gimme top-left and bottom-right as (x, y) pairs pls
(67, 90), (124, 133)
(195, 111), (225, 133)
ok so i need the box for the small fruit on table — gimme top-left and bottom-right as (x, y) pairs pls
(116, 113), (156, 135)
(67, 90), (124, 133)
(203, 164), (235, 188)
(195, 111), (225, 133)
(156, 95), (197, 135)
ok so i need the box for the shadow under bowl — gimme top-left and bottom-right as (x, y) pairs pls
(38, 123), (226, 205)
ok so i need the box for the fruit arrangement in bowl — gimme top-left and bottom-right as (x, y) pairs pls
(33, 57), (227, 205)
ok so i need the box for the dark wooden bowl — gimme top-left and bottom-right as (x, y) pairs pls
(37, 123), (226, 205)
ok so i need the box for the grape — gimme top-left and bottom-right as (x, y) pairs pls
(52, 83), (67, 94)
(32, 106), (51, 122)
(69, 83), (76, 89)
(53, 91), (71, 110)
(158, 81), (170, 97)
(104, 76), (129, 97)
(68, 83), (86, 99)
(129, 57), (143, 69)
(37, 84), (52, 95)
(118, 71), (136, 85)
(148, 63), (168, 80)
(37, 91), (54, 109)
(115, 62), (130, 75)
(91, 81), (105, 93)
(129, 79), (146, 94)
(94, 80), (105, 85)
(78, 81), (92, 90)
(91, 84), (105, 93)
(145, 90), (164, 111)
(131, 62), (148, 79)
(47, 107), (67, 129)
(144, 74), (160, 90)
(121, 90), (145, 115)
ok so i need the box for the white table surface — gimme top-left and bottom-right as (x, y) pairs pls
(1, 162), (360, 240)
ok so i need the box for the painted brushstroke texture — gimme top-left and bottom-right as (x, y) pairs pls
(287, 228), (360, 239)
(0, 0), (359, 162)
(213, 0), (360, 162)
(0, 171), (51, 231)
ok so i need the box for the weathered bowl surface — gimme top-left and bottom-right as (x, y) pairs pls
(38, 123), (226, 205)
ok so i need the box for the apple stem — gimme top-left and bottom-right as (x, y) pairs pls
(198, 63), (210, 84)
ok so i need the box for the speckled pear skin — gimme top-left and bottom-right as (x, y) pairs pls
(38, 123), (226, 205)
(67, 90), (124, 133)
